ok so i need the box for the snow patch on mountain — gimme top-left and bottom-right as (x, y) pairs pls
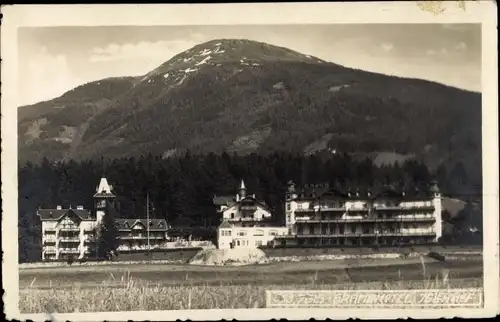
(199, 48), (212, 56)
(176, 74), (188, 85)
(182, 67), (198, 73)
(213, 46), (225, 54)
(195, 56), (211, 66)
(25, 118), (48, 140)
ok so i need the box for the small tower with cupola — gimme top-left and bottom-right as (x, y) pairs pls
(285, 181), (298, 227)
(93, 177), (116, 225)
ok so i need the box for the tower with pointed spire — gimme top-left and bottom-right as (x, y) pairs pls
(238, 179), (247, 200)
(93, 177), (116, 224)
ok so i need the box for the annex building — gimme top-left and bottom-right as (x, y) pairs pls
(214, 180), (289, 249)
(38, 177), (168, 261)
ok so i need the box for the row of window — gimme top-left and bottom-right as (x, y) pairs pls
(220, 229), (279, 237)
(287, 213), (435, 222)
(232, 239), (265, 247)
(227, 213), (260, 219)
(288, 200), (434, 211)
(292, 237), (435, 246)
(297, 224), (434, 234)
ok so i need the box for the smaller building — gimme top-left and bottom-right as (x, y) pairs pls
(213, 180), (274, 227)
(218, 221), (289, 249)
(214, 180), (290, 249)
(115, 218), (169, 251)
(38, 177), (170, 261)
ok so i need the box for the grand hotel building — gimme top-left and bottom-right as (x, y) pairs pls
(38, 177), (168, 261)
(277, 181), (442, 247)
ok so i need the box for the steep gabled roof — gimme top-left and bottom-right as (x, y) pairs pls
(373, 186), (404, 199)
(69, 209), (94, 220)
(222, 195), (272, 213)
(115, 218), (168, 230)
(38, 208), (93, 221)
(94, 177), (116, 198)
(320, 188), (349, 199)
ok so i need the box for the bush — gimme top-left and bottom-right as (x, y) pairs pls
(428, 251), (446, 262)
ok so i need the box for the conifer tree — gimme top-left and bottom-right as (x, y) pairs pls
(96, 202), (119, 260)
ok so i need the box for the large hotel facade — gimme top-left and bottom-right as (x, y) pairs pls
(38, 177), (168, 261)
(215, 180), (442, 249)
(279, 181), (442, 247)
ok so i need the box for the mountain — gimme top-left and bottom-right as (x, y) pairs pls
(18, 38), (481, 191)
(18, 76), (138, 162)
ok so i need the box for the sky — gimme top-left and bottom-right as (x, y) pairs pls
(17, 24), (481, 106)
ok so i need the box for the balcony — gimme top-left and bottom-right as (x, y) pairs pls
(59, 226), (80, 232)
(240, 205), (257, 211)
(294, 208), (314, 213)
(347, 207), (370, 213)
(294, 215), (436, 224)
(59, 248), (80, 254)
(374, 205), (435, 212)
(43, 238), (57, 244)
(228, 217), (268, 222)
(59, 237), (81, 242)
(119, 235), (165, 240)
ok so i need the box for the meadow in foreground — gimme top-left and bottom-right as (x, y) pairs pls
(20, 269), (483, 313)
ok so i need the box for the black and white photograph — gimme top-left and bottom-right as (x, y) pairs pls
(1, 2), (498, 320)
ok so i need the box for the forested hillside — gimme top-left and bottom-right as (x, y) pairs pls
(18, 40), (481, 192)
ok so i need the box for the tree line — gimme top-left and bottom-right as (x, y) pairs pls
(18, 151), (480, 262)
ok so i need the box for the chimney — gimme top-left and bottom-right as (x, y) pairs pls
(56, 205), (62, 210)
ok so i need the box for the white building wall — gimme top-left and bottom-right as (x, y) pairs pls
(96, 210), (105, 225)
(80, 221), (97, 258)
(41, 221), (58, 260)
(433, 194), (443, 241)
(344, 200), (369, 210)
(41, 217), (100, 261)
(218, 226), (290, 249)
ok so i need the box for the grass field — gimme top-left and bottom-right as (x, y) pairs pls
(19, 256), (483, 313)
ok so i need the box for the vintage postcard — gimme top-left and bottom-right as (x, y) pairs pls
(1, 2), (498, 321)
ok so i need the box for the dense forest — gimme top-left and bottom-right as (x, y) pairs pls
(18, 151), (481, 262)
